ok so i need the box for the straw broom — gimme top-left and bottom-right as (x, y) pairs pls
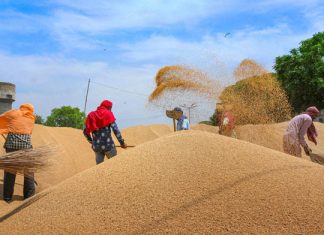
(0, 145), (56, 176)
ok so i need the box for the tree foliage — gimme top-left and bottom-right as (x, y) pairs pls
(274, 32), (324, 113)
(35, 114), (44, 125)
(209, 111), (217, 126)
(199, 111), (218, 126)
(45, 106), (85, 129)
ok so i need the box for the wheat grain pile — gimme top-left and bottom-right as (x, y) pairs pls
(236, 121), (324, 164)
(219, 59), (292, 125)
(0, 123), (176, 215)
(0, 130), (323, 234)
(149, 65), (220, 101)
(0, 123), (324, 234)
(233, 59), (268, 82)
(148, 65), (222, 123)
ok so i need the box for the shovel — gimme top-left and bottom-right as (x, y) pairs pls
(116, 145), (135, 148)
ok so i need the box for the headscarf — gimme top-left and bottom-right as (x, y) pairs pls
(305, 106), (320, 118)
(19, 104), (36, 120)
(85, 100), (116, 134)
(173, 107), (183, 121)
(173, 107), (183, 113)
(304, 106), (320, 145)
(0, 103), (36, 134)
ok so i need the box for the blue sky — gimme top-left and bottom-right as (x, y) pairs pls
(0, 0), (323, 127)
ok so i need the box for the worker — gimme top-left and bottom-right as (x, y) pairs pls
(173, 107), (190, 131)
(217, 103), (236, 138)
(219, 110), (236, 138)
(283, 106), (320, 157)
(0, 104), (36, 203)
(83, 100), (127, 164)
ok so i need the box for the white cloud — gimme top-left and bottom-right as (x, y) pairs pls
(0, 52), (166, 127)
(1, 0), (323, 127)
(2, 1), (323, 51)
(1, 15), (319, 126)
(48, 0), (324, 33)
(116, 23), (308, 74)
(304, 6), (324, 32)
(0, 10), (48, 33)
(258, 0), (321, 8)
(46, 0), (227, 50)
(50, 0), (228, 28)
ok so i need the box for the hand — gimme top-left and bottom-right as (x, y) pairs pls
(304, 146), (312, 156)
(121, 143), (127, 149)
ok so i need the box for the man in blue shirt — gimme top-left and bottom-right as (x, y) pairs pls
(173, 107), (190, 131)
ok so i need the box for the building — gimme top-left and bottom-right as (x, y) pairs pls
(0, 82), (16, 114)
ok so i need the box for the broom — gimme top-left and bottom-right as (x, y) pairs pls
(0, 145), (56, 176)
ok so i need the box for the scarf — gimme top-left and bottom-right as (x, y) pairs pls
(0, 104), (36, 134)
(85, 100), (116, 134)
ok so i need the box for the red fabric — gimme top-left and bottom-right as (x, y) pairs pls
(304, 106), (320, 145)
(223, 111), (235, 129)
(85, 100), (116, 134)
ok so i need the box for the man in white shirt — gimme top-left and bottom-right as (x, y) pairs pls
(283, 106), (319, 157)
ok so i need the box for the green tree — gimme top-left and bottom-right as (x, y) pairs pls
(35, 114), (44, 124)
(209, 111), (218, 126)
(274, 32), (324, 113)
(45, 106), (85, 129)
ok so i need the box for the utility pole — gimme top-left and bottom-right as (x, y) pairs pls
(83, 78), (91, 115)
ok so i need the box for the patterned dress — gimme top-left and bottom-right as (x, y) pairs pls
(4, 133), (32, 150)
(83, 122), (125, 153)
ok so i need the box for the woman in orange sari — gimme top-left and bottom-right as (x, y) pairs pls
(0, 104), (36, 203)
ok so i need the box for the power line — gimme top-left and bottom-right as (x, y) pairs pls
(90, 80), (168, 109)
(87, 79), (217, 112)
(118, 114), (164, 121)
(91, 81), (148, 97)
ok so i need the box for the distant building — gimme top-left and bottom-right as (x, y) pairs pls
(0, 82), (16, 114)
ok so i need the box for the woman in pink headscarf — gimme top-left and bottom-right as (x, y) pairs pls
(283, 106), (320, 157)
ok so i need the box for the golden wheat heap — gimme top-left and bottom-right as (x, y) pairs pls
(219, 59), (292, 125)
(0, 145), (56, 175)
(149, 65), (220, 101)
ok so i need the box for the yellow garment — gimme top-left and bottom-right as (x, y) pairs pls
(0, 104), (36, 134)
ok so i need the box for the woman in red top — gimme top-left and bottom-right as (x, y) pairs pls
(219, 111), (236, 138)
(83, 100), (127, 164)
